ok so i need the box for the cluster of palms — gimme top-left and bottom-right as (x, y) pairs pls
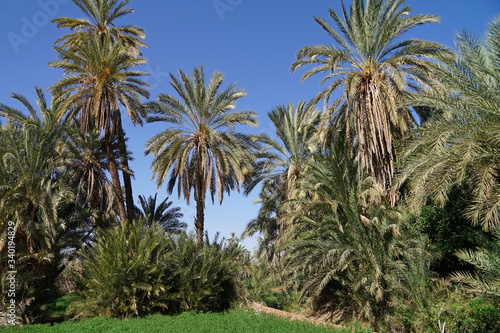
(241, 0), (500, 330)
(1, 0), (500, 329)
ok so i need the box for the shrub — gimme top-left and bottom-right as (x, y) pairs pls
(68, 219), (173, 318)
(437, 295), (500, 333)
(403, 291), (500, 333)
(69, 224), (243, 318)
(263, 291), (286, 310)
(409, 185), (491, 277)
(167, 233), (243, 313)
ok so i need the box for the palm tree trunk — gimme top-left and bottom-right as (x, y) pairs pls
(116, 119), (135, 223)
(195, 156), (205, 247)
(104, 132), (127, 225)
(195, 195), (205, 246)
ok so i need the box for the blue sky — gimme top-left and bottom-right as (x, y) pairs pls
(1, 0), (499, 251)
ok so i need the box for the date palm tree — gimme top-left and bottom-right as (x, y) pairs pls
(243, 102), (319, 285)
(51, 0), (149, 223)
(0, 88), (71, 245)
(52, 0), (146, 55)
(49, 32), (149, 225)
(245, 101), (320, 200)
(397, 18), (500, 231)
(286, 138), (405, 327)
(135, 194), (186, 233)
(65, 126), (115, 228)
(291, 0), (452, 199)
(0, 88), (90, 321)
(145, 65), (258, 245)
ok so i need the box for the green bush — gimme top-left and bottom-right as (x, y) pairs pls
(408, 293), (500, 333)
(67, 222), (243, 318)
(242, 256), (275, 302)
(68, 219), (173, 318)
(441, 296), (500, 333)
(263, 291), (286, 310)
(409, 185), (491, 277)
(167, 233), (243, 313)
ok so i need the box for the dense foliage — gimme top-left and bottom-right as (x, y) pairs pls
(67, 220), (243, 318)
(1, 0), (500, 331)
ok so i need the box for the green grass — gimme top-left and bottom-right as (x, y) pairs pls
(45, 295), (76, 317)
(1, 310), (372, 333)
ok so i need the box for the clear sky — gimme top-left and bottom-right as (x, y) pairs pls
(1, 0), (499, 251)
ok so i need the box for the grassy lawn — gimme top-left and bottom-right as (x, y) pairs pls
(45, 295), (77, 318)
(1, 310), (371, 333)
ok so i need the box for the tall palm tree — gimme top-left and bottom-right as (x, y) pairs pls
(52, 0), (146, 55)
(243, 102), (319, 286)
(52, 0), (149, 223)
(397, 18), (500, 231)
(49, 32), (149, 225)
(291, 0), (452, 199)
(245, 101), (319, 199)
(135, 194), (186, 233)
(145, 65), (258, 245)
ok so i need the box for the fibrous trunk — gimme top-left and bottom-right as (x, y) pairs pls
(116, 116), (135, 223)
(195, 154), (205, 246)
(354, 78), (396, 196)
(104, 132), (127, 225)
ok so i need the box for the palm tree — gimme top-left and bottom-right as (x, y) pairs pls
(135, 194), (186, 233)
(243, 182), (281, 260)
(397, 18), (500, 231)
(244, 101), (319, 233)
(243, 181), (283, 287)
(52, 0), (146, 55)
(65, 126), (115, 228)
(291, 0), (452, 199)
(51, 0), (149, 223)
(285, 138), (405, 327)
(0, 88), (90, 321)
(145, 65), (258, 245)
(243, 102), (319, 287)
(245, 101), (319, 199)
(0, 89), (72, 242)
(49, 32), (149, 225)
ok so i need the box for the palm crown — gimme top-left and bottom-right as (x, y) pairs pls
(248, 101), (320, 197)
(50, 33), (149, 135)
(135, 194), (186, 233)
(145, 65), (258, 244)
(292, 0), (452, 198)
(49, 32), (149, 224)
(52, 0), (147, 54)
